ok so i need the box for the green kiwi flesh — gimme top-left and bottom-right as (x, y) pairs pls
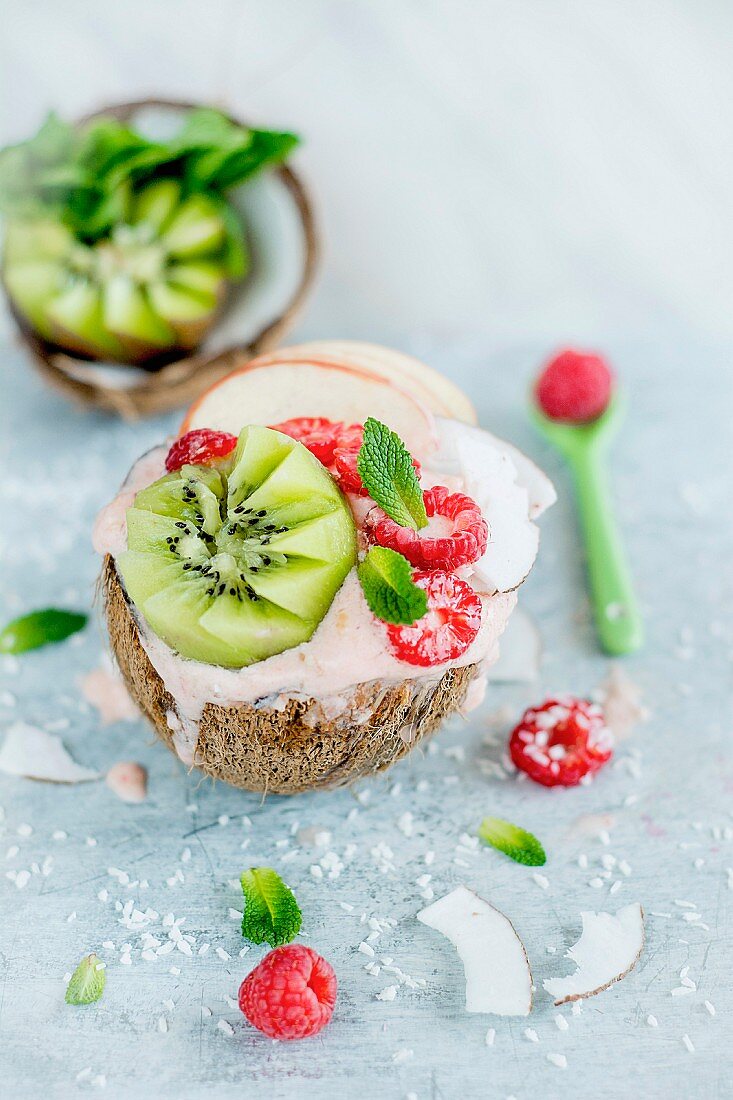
(117, 426), (357, 668)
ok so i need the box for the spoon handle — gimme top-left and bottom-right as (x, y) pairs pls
(569, 447), (643, 655)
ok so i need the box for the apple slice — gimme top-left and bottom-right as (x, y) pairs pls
(543, 903), (645, 1005)
(417, 886), (533, 1016)
(181, 358), (437, 457)
(255, 341), (478, 424)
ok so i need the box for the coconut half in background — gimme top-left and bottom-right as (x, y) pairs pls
(5, 100), (317, 418)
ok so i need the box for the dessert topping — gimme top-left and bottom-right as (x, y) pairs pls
(165, 428), (237, 472)
(478, 816), (547, 866)
(509, 697), (613, 787)
(386, 569), (482, 667)
(240, 867), (302, 947)
(366, 485), (488, 571)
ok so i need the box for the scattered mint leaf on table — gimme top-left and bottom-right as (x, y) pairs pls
(357, 417), (427, 531)
(0, 608), (87, 654)
(240, 867), (302, 947)
(478, 816), (547, 867)
(65, 953), (106, 1005)
(358, 546), (428, 625)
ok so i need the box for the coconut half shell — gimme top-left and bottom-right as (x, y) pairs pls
(102, 556), (477, 795)
(6, 99), (318, 419)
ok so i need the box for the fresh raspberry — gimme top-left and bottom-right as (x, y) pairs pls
(330, 424), (421, 496)
(269, 417), (345, 467)
(238, 944), (337, 1041)
(366, 485), (487, 571)
(509, 697), (613, 787)
(165, 429), (237, 472)
(535, 349), (614, 423)
(386, 570), (482, 667)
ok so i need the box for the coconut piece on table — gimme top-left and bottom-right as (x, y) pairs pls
(417, 885), (532, 1016)
(0, 722), (100, 783)
(486, 607), (541, 683)
(543, 903), (645, 1005)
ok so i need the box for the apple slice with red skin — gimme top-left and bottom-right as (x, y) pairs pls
(250, 340), (478, 425)
(181, 357), (438, 458)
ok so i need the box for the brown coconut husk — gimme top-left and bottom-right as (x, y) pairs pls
(103, 555), (477, 795)
(8, 98), (319, 420)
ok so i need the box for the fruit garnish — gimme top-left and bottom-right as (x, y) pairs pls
(356, 417), (427, 529)
(0, 608), (87, 654)
(417, 886), (532, 1016)
(240, 867), (302, 947)
(535, 348), (613, 424)
(165, 428), (237, 472)
(65, 953), (106, 1005)
(385, 570), (482, 667)
(478, 816), (546, 867)
(357, 546), (428, 625)
(117, 426), (356, 667)
(0, 109), (298, 362)
(269, 417), (347, 467)
(238, 944), (337, 1041)
(366, 485), (488, 571)
(543, 903), (644, 1005)
(509, 697), (613, 787)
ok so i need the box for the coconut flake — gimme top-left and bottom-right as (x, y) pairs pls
(417, 885), (532, 1016)
(0, 722), (99, 783)
(543, 903), (644, 1005)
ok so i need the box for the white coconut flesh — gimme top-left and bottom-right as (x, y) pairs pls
(433, 418), (551, 592)
(417, 886), (533, 1016)
(543, 903), (645, 1005)
(0, 722), (100, 783)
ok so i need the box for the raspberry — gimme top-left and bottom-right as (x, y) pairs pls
(509, 697), (613, 787)
(386, 570), (482, 667)
(269, 417), (345, 467)
(330, 424), (421, 496)
(366, 486), (487, 571)
(238, 944), (337, 1041)
(535, 349), (614, 423)
(165, 429), (237, 472)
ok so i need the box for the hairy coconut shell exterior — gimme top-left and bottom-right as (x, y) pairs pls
(103, 556), (477, 795)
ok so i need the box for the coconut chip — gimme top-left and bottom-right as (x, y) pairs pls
(0, 722), (100, 783)
(417, 885), (532, 1016)
(543, 903), (645, 1005)
(486, 608), (541, 683)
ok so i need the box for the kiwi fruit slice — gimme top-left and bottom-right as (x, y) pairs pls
(117, 426), (357, 668)
(2, 182), (233, 363)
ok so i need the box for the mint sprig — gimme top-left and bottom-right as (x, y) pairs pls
(240, 867), (302, 947)
(478, 816), (546, 867)
(357, 418), (427, 531)
(65, 953), (106, 1005)
(358, 546), (427, 625)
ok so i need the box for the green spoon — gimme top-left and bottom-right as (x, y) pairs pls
(531, 393), (643, 655)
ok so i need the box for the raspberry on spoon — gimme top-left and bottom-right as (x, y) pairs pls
(165, 428), (237, 472)
(509, 697), (613, 787)
(535, 348), (614, 424)
(238, 944), (337, 1041)
(386, 569), (482, 667)
(366, 485), (488, 571)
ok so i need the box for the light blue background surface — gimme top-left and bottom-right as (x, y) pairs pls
(1, 3), (732, 1097)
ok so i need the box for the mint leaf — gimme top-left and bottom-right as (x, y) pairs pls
(0, 608), (87, 654)
(478, 816), (546, 867)
(240, 867), (302, 947)
(357, 418), (427, 531)
(358, 546), (428, 625)
(65, 953), (106, 1005)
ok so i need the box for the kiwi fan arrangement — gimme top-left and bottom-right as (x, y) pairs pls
(96, 341), (555, 794)
(0, 101), (316, 415)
